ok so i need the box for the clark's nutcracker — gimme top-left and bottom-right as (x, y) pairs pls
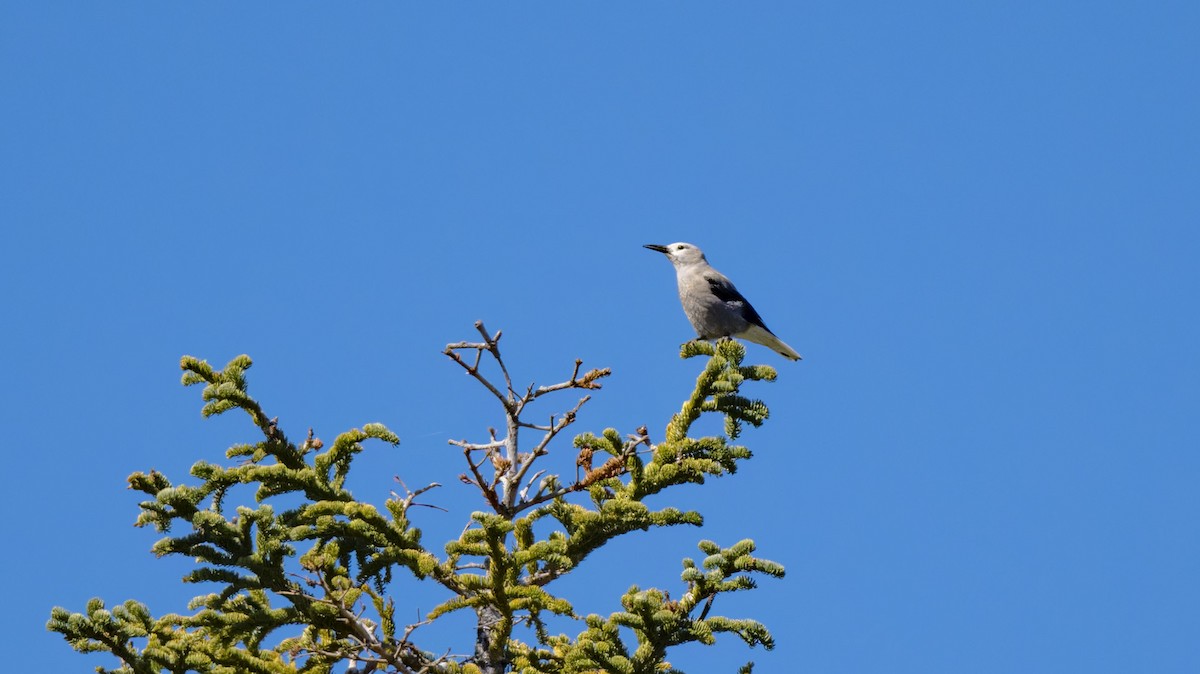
(645, 242), (802, 361)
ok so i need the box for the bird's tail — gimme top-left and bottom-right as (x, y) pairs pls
(737, 324), (803, 361)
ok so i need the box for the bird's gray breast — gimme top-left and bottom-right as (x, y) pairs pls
(677, 272), (750, 339)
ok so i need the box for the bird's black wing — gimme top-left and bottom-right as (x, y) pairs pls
(707, 276), (771, 332)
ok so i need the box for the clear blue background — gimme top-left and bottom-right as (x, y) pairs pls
(3, 3), (1198, 672)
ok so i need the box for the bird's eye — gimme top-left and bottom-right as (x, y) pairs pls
(676, 245), (686, 250)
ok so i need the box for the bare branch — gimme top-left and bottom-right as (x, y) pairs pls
(508, 485), (576, 516)
(468, 319), (516, 400)
(392, 478), (448, 514)
(443, 347), (510, 408)
(534, 396), (590, 455)
(626, 425), (652, 452)
(470, 321), (497, 345)
(518, 470), (547, 501)
(501, 418), (651, 517)
(507, 395), (591, 496)
(460, 445), (504, 513)
(532, 359), (612, 399)
(448, 438), (507, 452)
(474, 321), (516, 399)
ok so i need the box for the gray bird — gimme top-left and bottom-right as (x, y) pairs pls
(645, 242), (802, 361)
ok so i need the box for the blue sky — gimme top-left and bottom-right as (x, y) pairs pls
(3, 3), (1198, 672)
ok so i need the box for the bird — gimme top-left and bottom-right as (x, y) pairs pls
(644, 242), (802, 361)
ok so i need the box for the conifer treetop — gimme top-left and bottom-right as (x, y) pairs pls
(48, 323), (787, 674)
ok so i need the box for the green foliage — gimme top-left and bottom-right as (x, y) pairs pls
(49, 327), (787, 673)
(509, 540), (782, 674)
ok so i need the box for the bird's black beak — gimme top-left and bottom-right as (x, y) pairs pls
(644, 244), (669, 254)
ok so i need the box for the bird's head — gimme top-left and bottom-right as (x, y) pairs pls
(644, 242), (707, 267)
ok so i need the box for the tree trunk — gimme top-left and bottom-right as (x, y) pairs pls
(474, 605), (508, 674)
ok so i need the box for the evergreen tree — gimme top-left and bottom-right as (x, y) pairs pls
(49, 323), (786, 674)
